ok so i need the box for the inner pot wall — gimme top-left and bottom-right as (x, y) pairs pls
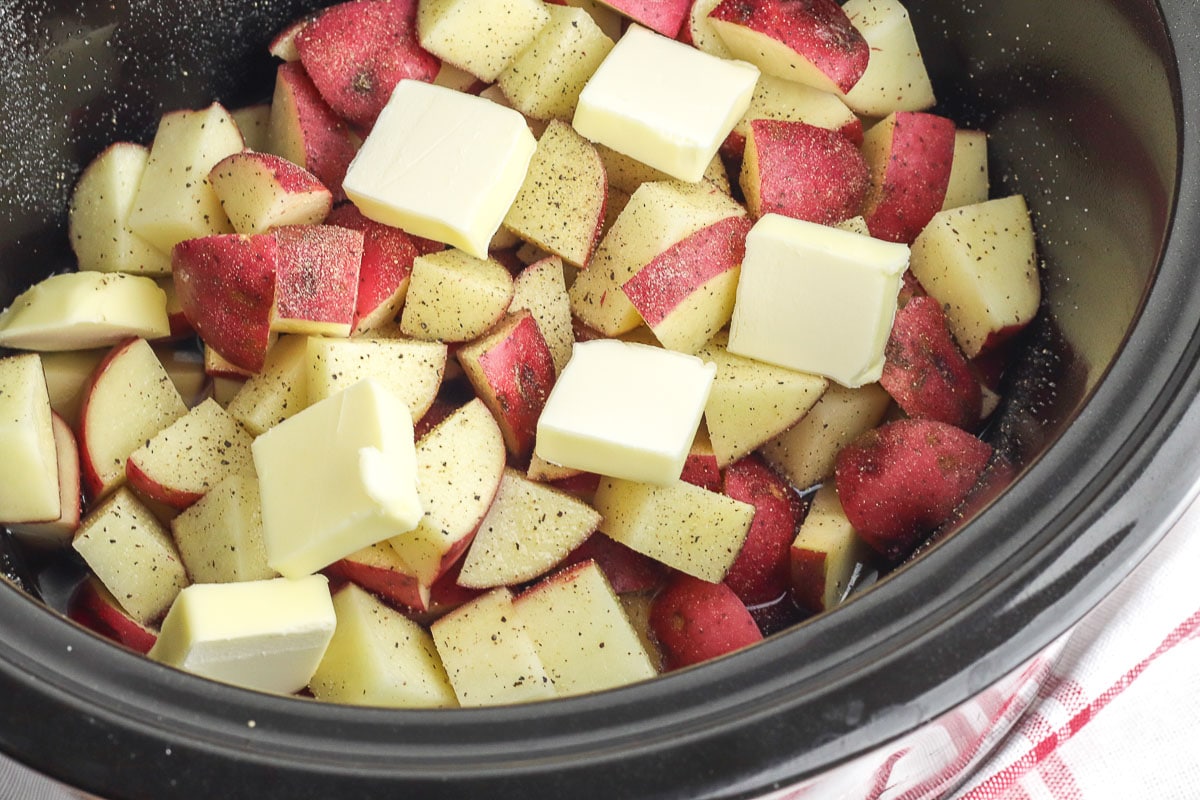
(0, 0), (1196, 798)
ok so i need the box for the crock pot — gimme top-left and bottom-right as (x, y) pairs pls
(0, 0), (1197, 797)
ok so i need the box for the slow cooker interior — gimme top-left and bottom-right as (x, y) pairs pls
(0, 0), (1187, 798)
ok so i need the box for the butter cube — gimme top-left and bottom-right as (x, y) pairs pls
(343, 80), (537, 259)
(252, 378), (422, 578)
(148, 575), (336, 695)
(728, 215), (909, 388)
(573, 25), (758, 182)
(535, 339), (716, 485)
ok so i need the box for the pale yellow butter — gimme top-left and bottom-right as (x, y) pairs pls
(727, 214), (909, 388)
(343, 80), (537, 259)
(252, 378), (422, 578)
(148, 575), (336, 695)
(0, 272), (169, 351)
(573, 24), (758, 183)
(535, 339), (716, 485)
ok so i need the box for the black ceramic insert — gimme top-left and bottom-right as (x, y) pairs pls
(0, 1), (1197, 798)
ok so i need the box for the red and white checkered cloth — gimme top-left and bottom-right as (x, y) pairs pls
(946, 493), (1200, 800)
(764, 491), (1200, 800)
(5, 496), (1200, 799)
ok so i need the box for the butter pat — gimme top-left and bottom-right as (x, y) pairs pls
(343, 80), (537, 259)
(573, 25), (758, 182)
(0, 272), (169, 351)
(728, 215), (909, 387)
(252, 378), (422, 578)
(148, 575), (336, 695)
(535, 339), (716, 484)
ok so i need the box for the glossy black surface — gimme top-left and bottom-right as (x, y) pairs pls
(0, 1), (1197, 798)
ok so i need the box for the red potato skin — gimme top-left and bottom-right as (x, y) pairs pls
(77, 338), (135, 499)
(325, 203), (420, 329)
(295, 0), (439, 130)
(722, 116), (863, 163)
(272, 224), (363, 329)
(741, 119), (870, 224)
(721, 455), (802, 606)
(124, 459), (204, 510)
(172, 234), (278, 373)
(621, 214), (752, 328)
(69, 578), (158, 655)
(325, 552), (430, 612)
(881, 295), (982, 430)
(649, 573), (763, 670)
(680, 449), (722, 493)
(548, 470), (602, 498)
(864, 112), (957, 244)
(597, 0), (690, 37)
(211, 150), (330, 197)
(413, 396), (463, 441)
(839, 117), (864, 147)
(427, 559), (484, 616)
(708, 0), (870, 94)
(834, 418), (993, 560)
(489, 248), (526, 277)
(898, 268), (926, 307)
(271, 62), (358, 200)
(560, 531), (670, 594)
(457, 311), (557, 461)
(789, 545), (829, 614)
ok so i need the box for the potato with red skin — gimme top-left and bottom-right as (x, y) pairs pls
(721, 455), (802, 606)
(834, 418), (993, 560)
(68, 576), (158, 655)
(707, 0), (870, 95)
(620, 214), (750, 355)
(295, 0), (439, 130)
(325, 203), (420, 333)
(456, 310), (557, 461)
(559, 532), (670, 595)
(739, 119), (869, 224)
(880, 294), (982, 430)
(680, 427), (722, 492)
(861, 111), (956, 244)
(272, 224), (363, 337)
(649, 573), (762, 670)
(267, 62), (358, 201)
(722, 74), (862, 162)
(207, 151), (332, 236)
(326, 542), (432, 612)
(598, 0), (690, 37)
(172, 233), (277, 373)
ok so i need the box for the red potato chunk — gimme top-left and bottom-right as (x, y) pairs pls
(707, 0), (870, 95)
(268, 62), (359, 201)
(739, 118), (869, 224)
(862, 111), (956, 244)
(171, 233), (277, 373)
(599, 0), (690, 37)
(881, 294), (982, 430)
(834, 418), (992, 559)
(649, 573), (762, 670)
(721, 455), (802, 607)
(325, 203), (421, 333)
(295, 0), (439, 130)
(559, 532), (670, 595)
